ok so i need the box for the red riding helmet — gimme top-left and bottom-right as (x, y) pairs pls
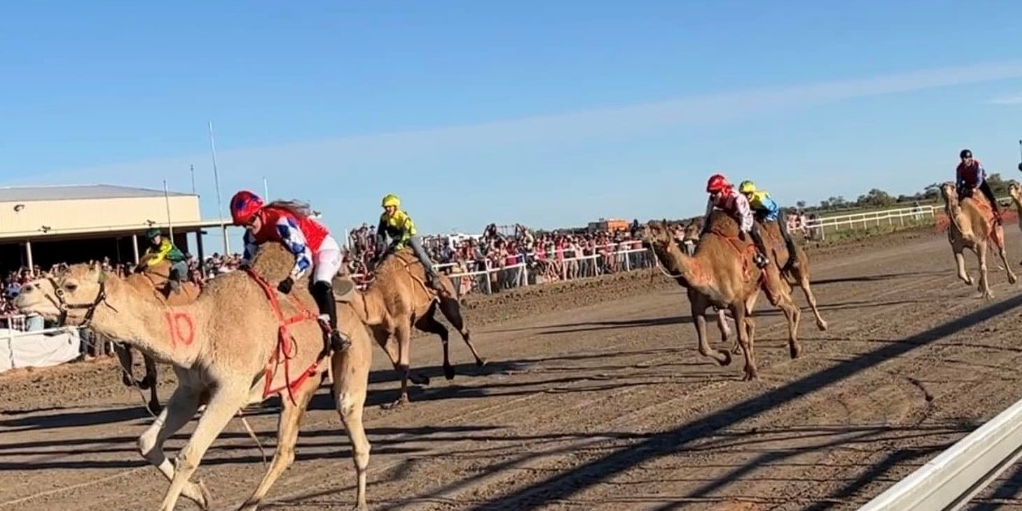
(230, 190), (264, 225)
(706, 173), (730, 193)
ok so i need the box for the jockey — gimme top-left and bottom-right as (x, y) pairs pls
(956, 149), (1002, 224)
(375, 194), (442, 290)
(738, 180), (800, 270)
(229, 190), (349, 354)
(702, 174), (769, 268)
(137, 228), (189, 293)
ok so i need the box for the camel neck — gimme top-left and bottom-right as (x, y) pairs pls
(350, 286), (385, 325)
(655, 243), (712, 290)
(90, 279), (202, 368)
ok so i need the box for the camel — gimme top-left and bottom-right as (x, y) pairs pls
(680, 219), (701, 256)
(1007, 181), (1022, 260)
(348, 247), (486, 409)
(642, 212), (803, 380)
(755, 219), (829, 331)
(113, 260), (202, 414)
(940, 181), (1017, 299)
(14, 243), (375, 511)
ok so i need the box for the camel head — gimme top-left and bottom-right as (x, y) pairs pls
(641, 220), (676, 253)
(939, 181), (959, 205)
(1008, 180), (1022, 204)
(14, 262), (111, 326)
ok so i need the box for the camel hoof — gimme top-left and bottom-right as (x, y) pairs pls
(148, 401), (164, 415)
(196, 478), (213, 510)
(789, 343), (803, 359)
(816, 319), (829, 331)
(381, 396), (409, 410)
(351, 503), (369, 511)
(742, 370), (759, 381)
(121, 374), (133, 387)
(443, 364), (456, 381)
(718, 350), (733, 366)
(476, 358), (488, 368)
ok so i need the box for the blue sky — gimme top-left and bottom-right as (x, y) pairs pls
(2, 0), (1021, 251)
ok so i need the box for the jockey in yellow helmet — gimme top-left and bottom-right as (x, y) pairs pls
(375, 194), (442, 290)
(738, 180), (800, 271)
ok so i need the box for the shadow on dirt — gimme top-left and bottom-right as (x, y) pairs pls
(398, 287), (1022, 510)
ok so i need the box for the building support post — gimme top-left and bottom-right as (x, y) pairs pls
(25, 241), (33, 274)
(132, 234), (140, 264)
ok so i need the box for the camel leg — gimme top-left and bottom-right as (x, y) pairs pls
(238, 374), (322, 511)
(953, 246), (974, 286)
(156, 383), (248, 511)
(438, 294), (486, 368)
(795, 269), (828, 331)
(690, 291), (731, 366)
(415, 310), (457, 381)
(773, 290), (804, 359)
(994, 234), (1018, 285)
(138, 384), (211, 509)
(382, 323), (413, 409)
(143, 354), (162, 414)
(376, 326), (429, 386)
(115, 344), (133, 387)
(333, 332), (371, 511)
(977, 242), (994, 299)
(730, 302), (757, 381)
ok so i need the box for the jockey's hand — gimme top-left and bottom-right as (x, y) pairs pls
(277, 276), (294, 294)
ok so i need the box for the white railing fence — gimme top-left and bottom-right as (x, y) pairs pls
(351, 244), (657, 298)
(857, 394), (1022, 511)
(803, 205), (939, 241)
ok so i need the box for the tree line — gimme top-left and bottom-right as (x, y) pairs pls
(803, 173), (1014, 213)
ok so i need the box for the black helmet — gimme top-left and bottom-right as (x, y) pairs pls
(1018, 161), (1022, 172)
(960, 149), (973, 159)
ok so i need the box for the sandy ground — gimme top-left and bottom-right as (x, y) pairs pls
(3, 227), (1022, 511)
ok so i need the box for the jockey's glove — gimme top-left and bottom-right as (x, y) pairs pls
(277, 276), (294, 294)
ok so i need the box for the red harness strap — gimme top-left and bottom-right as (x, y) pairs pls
(244, 267), (329, 406)
(709, 229), (776, 300)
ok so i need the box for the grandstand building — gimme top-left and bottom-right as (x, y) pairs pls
(0, 184), (230, 272)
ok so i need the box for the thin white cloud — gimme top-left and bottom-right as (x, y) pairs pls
(986, 93), (1022, 105)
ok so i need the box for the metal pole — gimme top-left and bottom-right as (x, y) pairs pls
(209, 121), (230, 254)
(164, 180), (174, 240)
(190, 164), (196, 195)
(263, 176), (269, 198)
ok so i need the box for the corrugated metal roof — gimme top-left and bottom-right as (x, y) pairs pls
(0, 184), (193, 203)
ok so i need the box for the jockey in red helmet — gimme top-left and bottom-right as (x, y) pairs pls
(229, 190), (349, 354)
(701, 173), (770, 267)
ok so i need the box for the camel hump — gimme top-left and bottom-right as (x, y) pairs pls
(331, 275), (357, 303)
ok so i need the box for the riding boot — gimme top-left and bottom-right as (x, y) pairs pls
(748, 228), (770, 268)
(311, 281), (351, 354)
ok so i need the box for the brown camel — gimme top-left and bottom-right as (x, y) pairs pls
(348, 247), (486, 409)
(755, 219), (829, 331)
(113, 259), (202, 414)
(14, 243), (374, 511)
(940, 181), (1016, 299)
(680, 219), (701, 256)
(642, 213), (802, 380)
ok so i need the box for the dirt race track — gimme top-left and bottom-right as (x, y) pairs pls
(6, 227), (1022, 511)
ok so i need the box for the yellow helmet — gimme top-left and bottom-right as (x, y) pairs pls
(738, 180), (756, 194)
(381, 194), (400, 208)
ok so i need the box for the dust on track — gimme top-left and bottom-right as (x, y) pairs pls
(3, 227), (1022, 511)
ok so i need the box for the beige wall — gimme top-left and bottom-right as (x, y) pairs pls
(0, 196), (202, 237)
